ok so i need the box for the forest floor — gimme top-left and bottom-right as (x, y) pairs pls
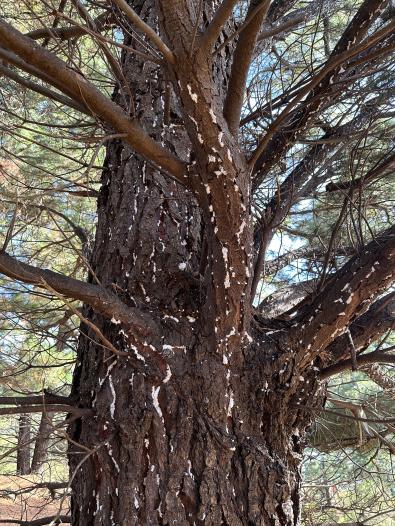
(0, 475), (69, 524)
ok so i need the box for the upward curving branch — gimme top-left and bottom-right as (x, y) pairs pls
(200, 0), (240, 50)
(292, 225), (395, 367)
(111, 0), (175, 64)
(223, 0), (270, 134)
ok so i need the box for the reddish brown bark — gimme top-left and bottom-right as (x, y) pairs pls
(66, 2), (313, 524)
(61, 1), (395, 524)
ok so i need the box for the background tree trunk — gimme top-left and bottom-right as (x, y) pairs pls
(31, 412), (54, 474)
(16, 414), (31, 475)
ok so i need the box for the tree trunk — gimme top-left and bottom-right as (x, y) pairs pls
(68, 111), (319, 526)
(67, 2), (322, 524)
(16, 414), (31, 475)
(31, 412), (54, 473)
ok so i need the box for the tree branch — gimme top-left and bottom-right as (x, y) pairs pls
(0, 394), (71, 405)
(0, 517), (71, 526)
(320, 352), (395, 380)
(251, 0), (389, 186)
(319, 292), (395, 378)
(0, 404), (92, 416)
(0, 18), (186, 182)
(257, 14), (304, 41)
(223, 0), (270, 134)
(111, 0), (175, 64)
(362, 362), (395, 395)
(0, 251), (155, 337)
(249, 19), (395, 171)
(200, 0), (239, 50)
(292, 225), (395, 366)
(26, 12), (111, 42)
(0, 63), (89, 114)
(326, 151), (395, 193)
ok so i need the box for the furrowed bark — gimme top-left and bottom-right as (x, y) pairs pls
(0, 0), (377, 524)
(66, 2), (318, 525)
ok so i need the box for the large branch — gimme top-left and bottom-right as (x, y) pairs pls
(0, 251), (154, 337)
(200, 0), (239, 50)
(319, 293), (395, 378)
(251, 0), (388, 188)
(0, 18), (186, 182)
(292, 226), (395, 367)
(223, 0), (270, 134)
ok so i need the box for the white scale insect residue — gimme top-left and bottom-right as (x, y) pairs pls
(109, 376), (116, 419)
(209, 108), (217, 124)
(152, 386), (163, 419)
(107, 444), (120, 472)
(186, 460), (194, 479)
(131, 345), (146, 364)
(222, 247), (231, 288)
(346, 293), (354, 304)
(187, 84), (198, 103)
(163, 365), (172, 383)
(227, 390), (235, 417)
(163, 315), (179, 322)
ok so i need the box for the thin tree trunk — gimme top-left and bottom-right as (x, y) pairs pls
(16, 414), (31, 475)
(31, 412), (54, 473)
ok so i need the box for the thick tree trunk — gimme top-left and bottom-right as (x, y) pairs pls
(68, 127), (318, 526)
(16, 414), (31, 475)
(67, 2), (322, 524)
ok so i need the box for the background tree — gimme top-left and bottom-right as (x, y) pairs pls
(0, 0), (394, 524)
